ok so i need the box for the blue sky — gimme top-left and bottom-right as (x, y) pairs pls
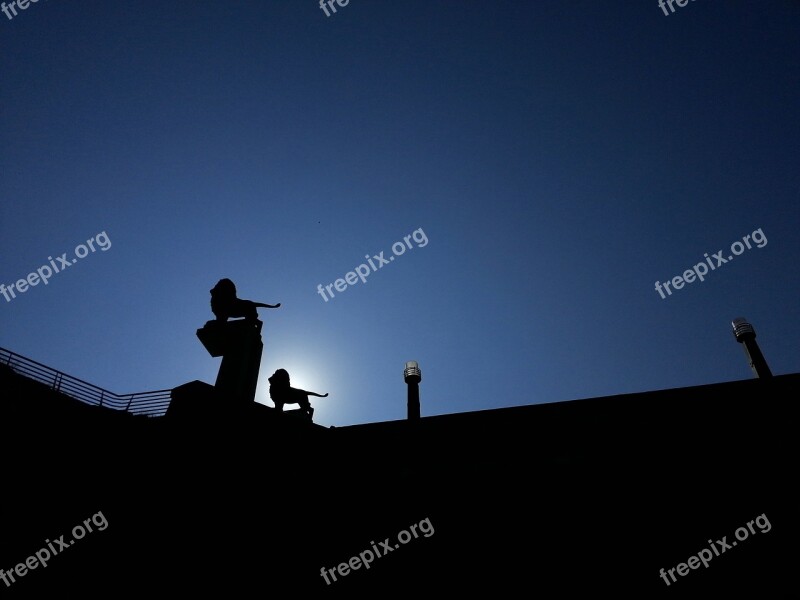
(2, 1), (798, 427)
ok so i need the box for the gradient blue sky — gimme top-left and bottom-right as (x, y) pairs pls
(2, 1), (798, 426)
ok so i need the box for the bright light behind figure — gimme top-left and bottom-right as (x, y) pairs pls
(254, 349), (346, 426)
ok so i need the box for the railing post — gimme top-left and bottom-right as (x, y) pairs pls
(99, 390), (104, 408)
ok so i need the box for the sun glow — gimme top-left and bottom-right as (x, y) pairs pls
(255, 346), (349, 426)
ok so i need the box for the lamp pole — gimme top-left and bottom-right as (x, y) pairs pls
(732, 317), (772, 378)
(404, 360), (421, 420)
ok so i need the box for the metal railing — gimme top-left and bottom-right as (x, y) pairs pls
(0, 347), (172, 417)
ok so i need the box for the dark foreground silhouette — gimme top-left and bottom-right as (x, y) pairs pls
(0, 363), (795, 595)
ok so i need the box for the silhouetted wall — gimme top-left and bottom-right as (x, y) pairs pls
(1, 367), (794, 595)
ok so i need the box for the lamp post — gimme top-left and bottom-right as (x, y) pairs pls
(404, 360), (421, 420)
(732, 317), (772, 378)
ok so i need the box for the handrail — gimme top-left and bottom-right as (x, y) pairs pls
(0, 347), (172, 417)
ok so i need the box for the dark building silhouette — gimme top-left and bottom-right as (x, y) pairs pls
(0, 343), (793, 596)
(0, 312), (791, 594)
